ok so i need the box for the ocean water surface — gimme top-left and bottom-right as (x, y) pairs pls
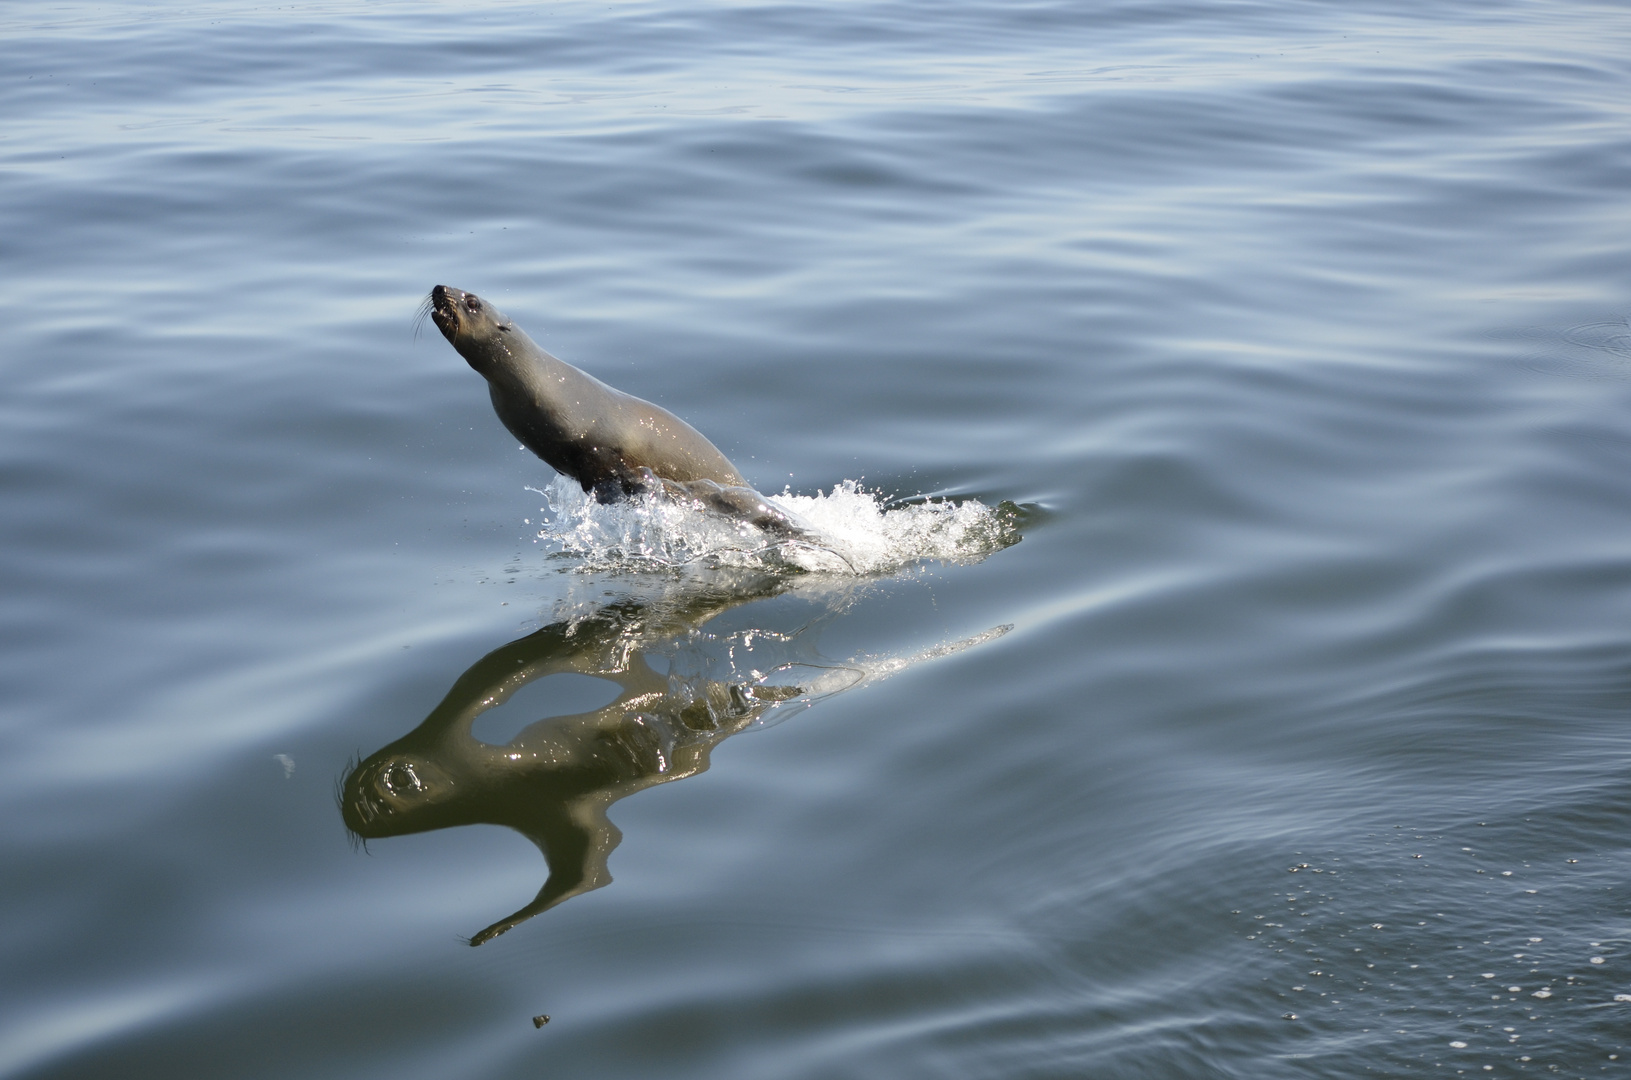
(4, 0), (1631, 1076)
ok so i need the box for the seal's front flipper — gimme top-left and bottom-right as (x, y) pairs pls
(468, 808), (620, 946)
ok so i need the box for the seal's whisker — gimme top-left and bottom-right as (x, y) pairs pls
(412, 292), (437, 340)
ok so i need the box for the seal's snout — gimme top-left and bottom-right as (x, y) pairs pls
(428, 284), (463, 340)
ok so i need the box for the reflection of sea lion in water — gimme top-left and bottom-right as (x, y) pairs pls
(340, 583), (810, 944)
(339, 576), (1010, 943)
(426, 285), (813, 538)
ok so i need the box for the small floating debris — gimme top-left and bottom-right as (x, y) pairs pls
(1591, 956), (1606, 964)
(1450, 1040), (1468, 1048)
(1532, 990), (1552, 999)
(532, 1015), (551, 1028)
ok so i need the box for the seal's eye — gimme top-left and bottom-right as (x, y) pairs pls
(465, 296), (482, 312)
(382, 763), (423, 796)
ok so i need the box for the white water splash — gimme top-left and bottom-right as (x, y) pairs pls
(527, 475), (1019, 575)
(661, 616), (1015, 731)
(759, 621), (1015, 728)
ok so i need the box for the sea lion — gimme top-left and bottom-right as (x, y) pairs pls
(426, 285), (810, 537)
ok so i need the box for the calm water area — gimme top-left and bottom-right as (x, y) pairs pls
(5, 1), (1631, 1076)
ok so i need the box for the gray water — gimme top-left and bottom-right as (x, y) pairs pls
(5, 1), (1631, 1076)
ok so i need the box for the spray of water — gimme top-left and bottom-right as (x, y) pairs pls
(527, 475), (1020, 575)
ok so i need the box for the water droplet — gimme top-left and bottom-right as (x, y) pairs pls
(1449, 1041), (1468, 1048)
(1531, 990), (1552, 999)
(1591, 957), (1606, 965)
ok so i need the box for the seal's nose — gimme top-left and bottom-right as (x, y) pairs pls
(428, 285), (464, 337)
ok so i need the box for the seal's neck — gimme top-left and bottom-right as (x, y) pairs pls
(458, 327), (561, 390)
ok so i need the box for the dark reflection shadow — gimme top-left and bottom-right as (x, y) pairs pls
(341, 573), (871, 945)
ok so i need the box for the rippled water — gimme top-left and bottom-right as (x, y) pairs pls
(5, 1), (1631, 1076)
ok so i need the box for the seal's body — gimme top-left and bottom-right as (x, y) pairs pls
(428, 285), (746, 499)
(427, 285), (815, 539)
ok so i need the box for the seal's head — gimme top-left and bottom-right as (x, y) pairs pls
(424, 285), (517, 377)
(340, 752), (463, 839)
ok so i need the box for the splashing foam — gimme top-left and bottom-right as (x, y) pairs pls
(528, 476), (1017, 574)
(733, 620), (1013, 730)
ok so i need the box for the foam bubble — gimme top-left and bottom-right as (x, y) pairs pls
(528, 476), (1020, 575)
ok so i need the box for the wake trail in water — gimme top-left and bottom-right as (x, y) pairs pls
(525, 475), (1021, 575)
